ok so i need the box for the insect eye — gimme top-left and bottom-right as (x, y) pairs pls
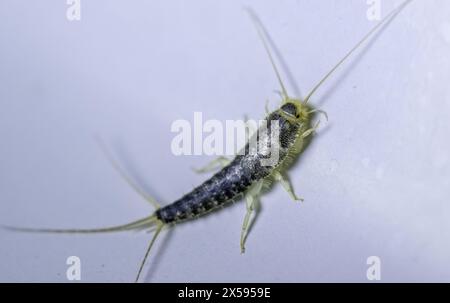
(281, 103), (298, 118)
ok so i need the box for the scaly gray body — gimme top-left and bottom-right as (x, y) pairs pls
(156, 107), (309, 224)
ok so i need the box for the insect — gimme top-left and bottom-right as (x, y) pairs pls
(3, 1), (412, 282)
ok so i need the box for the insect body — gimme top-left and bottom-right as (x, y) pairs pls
(157, 102), (313, 225)
(3, 1), (413, 282)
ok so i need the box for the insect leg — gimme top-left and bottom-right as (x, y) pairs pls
(301, 120), (321, 139)
(273, 171), (304, 202)
(308, 109), (329, 122)
(240, 194), (259, 254)
(192, 156), (231, 174)
(240, 180), (264, 253)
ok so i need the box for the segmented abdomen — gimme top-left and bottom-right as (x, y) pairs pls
(155, 155), (270, 224)
(155, 111), (301, 224)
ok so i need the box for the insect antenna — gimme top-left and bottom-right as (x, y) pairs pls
(303, 0), (413, 104)
(246, 7), (290, 100)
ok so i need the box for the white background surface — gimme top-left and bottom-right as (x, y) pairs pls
(1, 0), (450, 282)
